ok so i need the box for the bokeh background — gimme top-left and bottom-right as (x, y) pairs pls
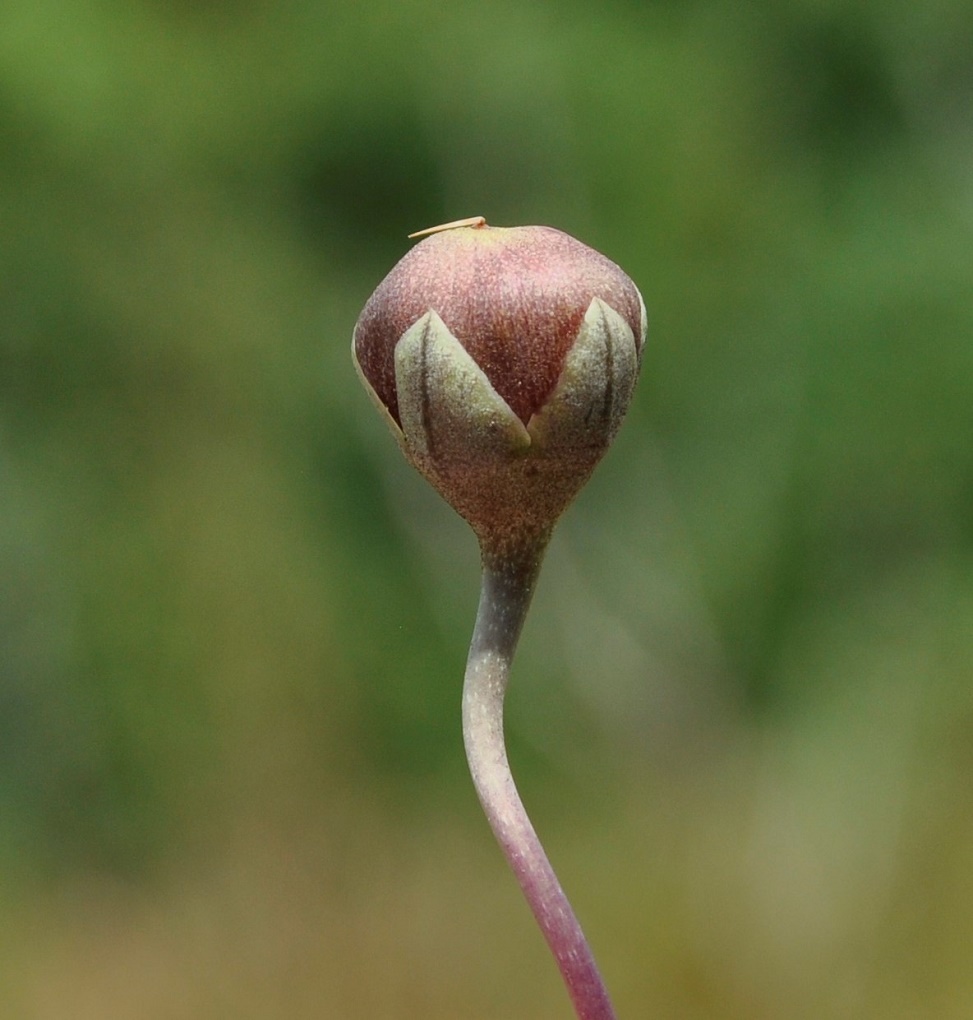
(2, 1), (972, 1016)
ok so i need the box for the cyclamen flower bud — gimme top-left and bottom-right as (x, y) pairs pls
(353, 218), (646, 561)
(353, 218), (645, 1020)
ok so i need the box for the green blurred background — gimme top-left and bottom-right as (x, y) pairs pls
(2, 0), (972, 1016)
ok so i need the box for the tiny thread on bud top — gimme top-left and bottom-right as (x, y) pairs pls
(408, 215), (487, 239)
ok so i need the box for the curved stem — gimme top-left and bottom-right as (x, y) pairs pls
(462, 542), (618, 1020)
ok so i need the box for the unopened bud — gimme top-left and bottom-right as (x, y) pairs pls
(352, 219), (646, 560)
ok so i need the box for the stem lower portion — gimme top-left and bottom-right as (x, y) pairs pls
(462, 542), (618, 1020)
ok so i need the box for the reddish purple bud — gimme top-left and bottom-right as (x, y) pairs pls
(352, 219), (646, 559)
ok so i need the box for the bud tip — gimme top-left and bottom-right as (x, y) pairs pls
(408, 216), (488, 239)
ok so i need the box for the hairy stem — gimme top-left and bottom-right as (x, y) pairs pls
(462, 541), (617, 1020)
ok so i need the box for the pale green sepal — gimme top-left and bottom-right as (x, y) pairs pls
(527, 297), (638, 450)
(395, 311), (530, 460)
(637, 289), (648, 355)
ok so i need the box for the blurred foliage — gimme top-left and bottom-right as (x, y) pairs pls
(1, 0), (972, 1016)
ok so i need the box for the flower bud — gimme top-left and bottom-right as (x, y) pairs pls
(352, 219), (646, 560)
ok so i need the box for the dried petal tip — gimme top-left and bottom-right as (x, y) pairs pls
(408, 216), (488, 239)
(352, 223), (646, 558)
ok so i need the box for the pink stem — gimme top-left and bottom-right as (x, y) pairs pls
(462, 546), (617, 1020)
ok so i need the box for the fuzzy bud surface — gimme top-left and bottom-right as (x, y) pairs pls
(353, 220), (646, 558)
